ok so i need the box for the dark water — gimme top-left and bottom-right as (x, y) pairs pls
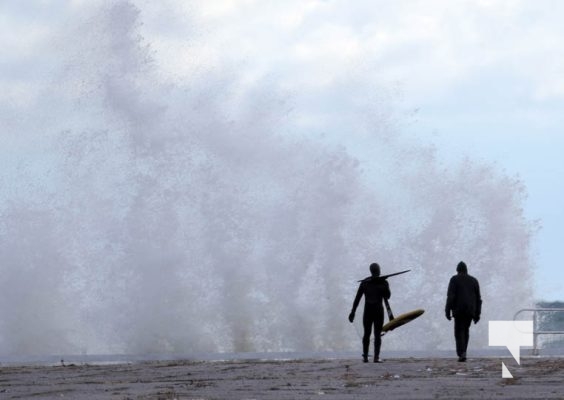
(4, 349), (564, 367)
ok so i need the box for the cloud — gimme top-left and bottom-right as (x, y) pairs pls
(125, 0), (564, 105)
(5, 0), (564, 103)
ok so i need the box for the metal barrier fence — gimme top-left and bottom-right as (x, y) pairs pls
(513, 308), (564, 355)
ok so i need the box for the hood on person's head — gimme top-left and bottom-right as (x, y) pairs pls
(370, 263), (381, 277)
(457, 261), (468, 274)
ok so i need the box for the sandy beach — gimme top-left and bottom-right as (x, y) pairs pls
(1, 356), (564, 399)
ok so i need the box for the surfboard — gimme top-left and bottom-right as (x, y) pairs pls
(382, 309), (425, 333)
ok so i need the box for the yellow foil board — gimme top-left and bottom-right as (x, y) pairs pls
(382, 309), (425, 332)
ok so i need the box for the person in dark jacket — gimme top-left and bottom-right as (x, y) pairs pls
(445, 261), (482, 362)
(349, 263), (391, 363)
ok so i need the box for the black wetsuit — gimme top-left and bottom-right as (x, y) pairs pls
(445, 272), (482, 358)
(351, 277), (391, 360)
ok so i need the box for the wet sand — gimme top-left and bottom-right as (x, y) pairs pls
(1, 357), (564, 399)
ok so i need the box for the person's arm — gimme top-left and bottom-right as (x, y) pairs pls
(474, 279), (482, 323)
(349, 284), (364, 322)
(445, 277), (455, 320)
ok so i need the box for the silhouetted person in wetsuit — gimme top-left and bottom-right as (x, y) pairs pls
(445, 261), (482, 362)
(349, 263), (391, 363)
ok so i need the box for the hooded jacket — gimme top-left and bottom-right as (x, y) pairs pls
(445, 272), (482, 318)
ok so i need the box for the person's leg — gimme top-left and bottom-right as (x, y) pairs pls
(454, 317), (464, 359)
(461, 315), (472, 359)
(373, 310), (384, 362)
(455, 315), (472, 361)
(362, 309), (373, 362)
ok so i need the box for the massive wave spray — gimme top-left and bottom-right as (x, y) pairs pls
(0, 2), (535, 356)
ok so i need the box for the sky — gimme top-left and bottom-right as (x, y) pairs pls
(1, 0), (563, 301)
